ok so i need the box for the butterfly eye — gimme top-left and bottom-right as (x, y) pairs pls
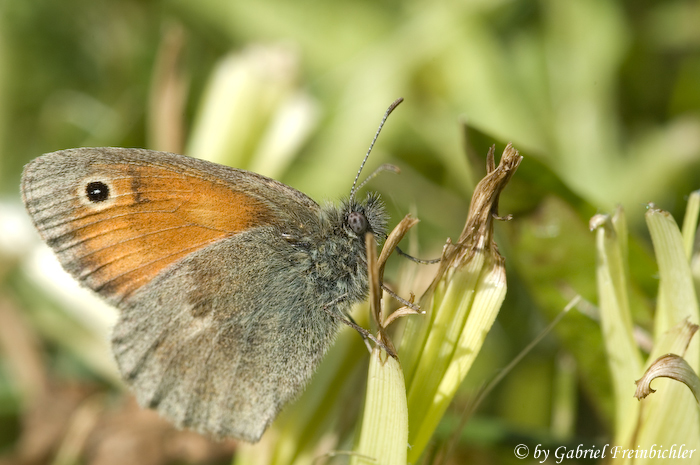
(347, 211), (368, 235)
(86, 181), (110, 202)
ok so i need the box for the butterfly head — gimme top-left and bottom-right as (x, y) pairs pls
(342, 191), (387, 241)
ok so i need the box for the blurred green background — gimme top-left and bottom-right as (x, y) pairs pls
(0, 0), (699, 464)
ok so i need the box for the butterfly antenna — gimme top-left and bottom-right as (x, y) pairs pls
(349, 97), (404, 200)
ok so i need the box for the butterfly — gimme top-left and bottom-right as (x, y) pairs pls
(20, 98), (402, 442)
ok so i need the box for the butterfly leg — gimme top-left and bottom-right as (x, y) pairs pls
(346, 313), (373, 353)
(320, 296), (381, 354)
(381, 285), (421, 312)
(395, 245), (441, 264)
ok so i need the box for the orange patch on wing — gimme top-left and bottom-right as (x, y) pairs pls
(52, 163), (273, 300)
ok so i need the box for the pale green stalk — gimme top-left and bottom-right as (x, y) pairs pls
(684, 191), (700, 298)
(592, 204), (700, 464)
(630, 207), (700, 463)
(407, 253), (507, 457)
(647, 207), (700, 345)
(404, 247), (485, 419)
(350, 348), (408, 465)
(682, 191), (700, 260)
(399, 144), (521, 463)
(348, 221), (418, 465)
(590, 209), (643, 445)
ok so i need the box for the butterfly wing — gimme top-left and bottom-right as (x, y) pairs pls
(112, 229), (337, 441)
(21, 147), (334, 441)
(21, 147), (320, 303)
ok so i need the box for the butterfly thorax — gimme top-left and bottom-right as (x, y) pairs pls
(287, 193), (387, 315)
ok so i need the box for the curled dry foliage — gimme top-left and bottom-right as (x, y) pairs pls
(634, 353), (700, 404)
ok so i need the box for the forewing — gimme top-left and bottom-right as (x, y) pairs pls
(20, 147), (320, 303)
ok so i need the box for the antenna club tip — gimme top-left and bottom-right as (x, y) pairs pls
(388, 97), (404, 113)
